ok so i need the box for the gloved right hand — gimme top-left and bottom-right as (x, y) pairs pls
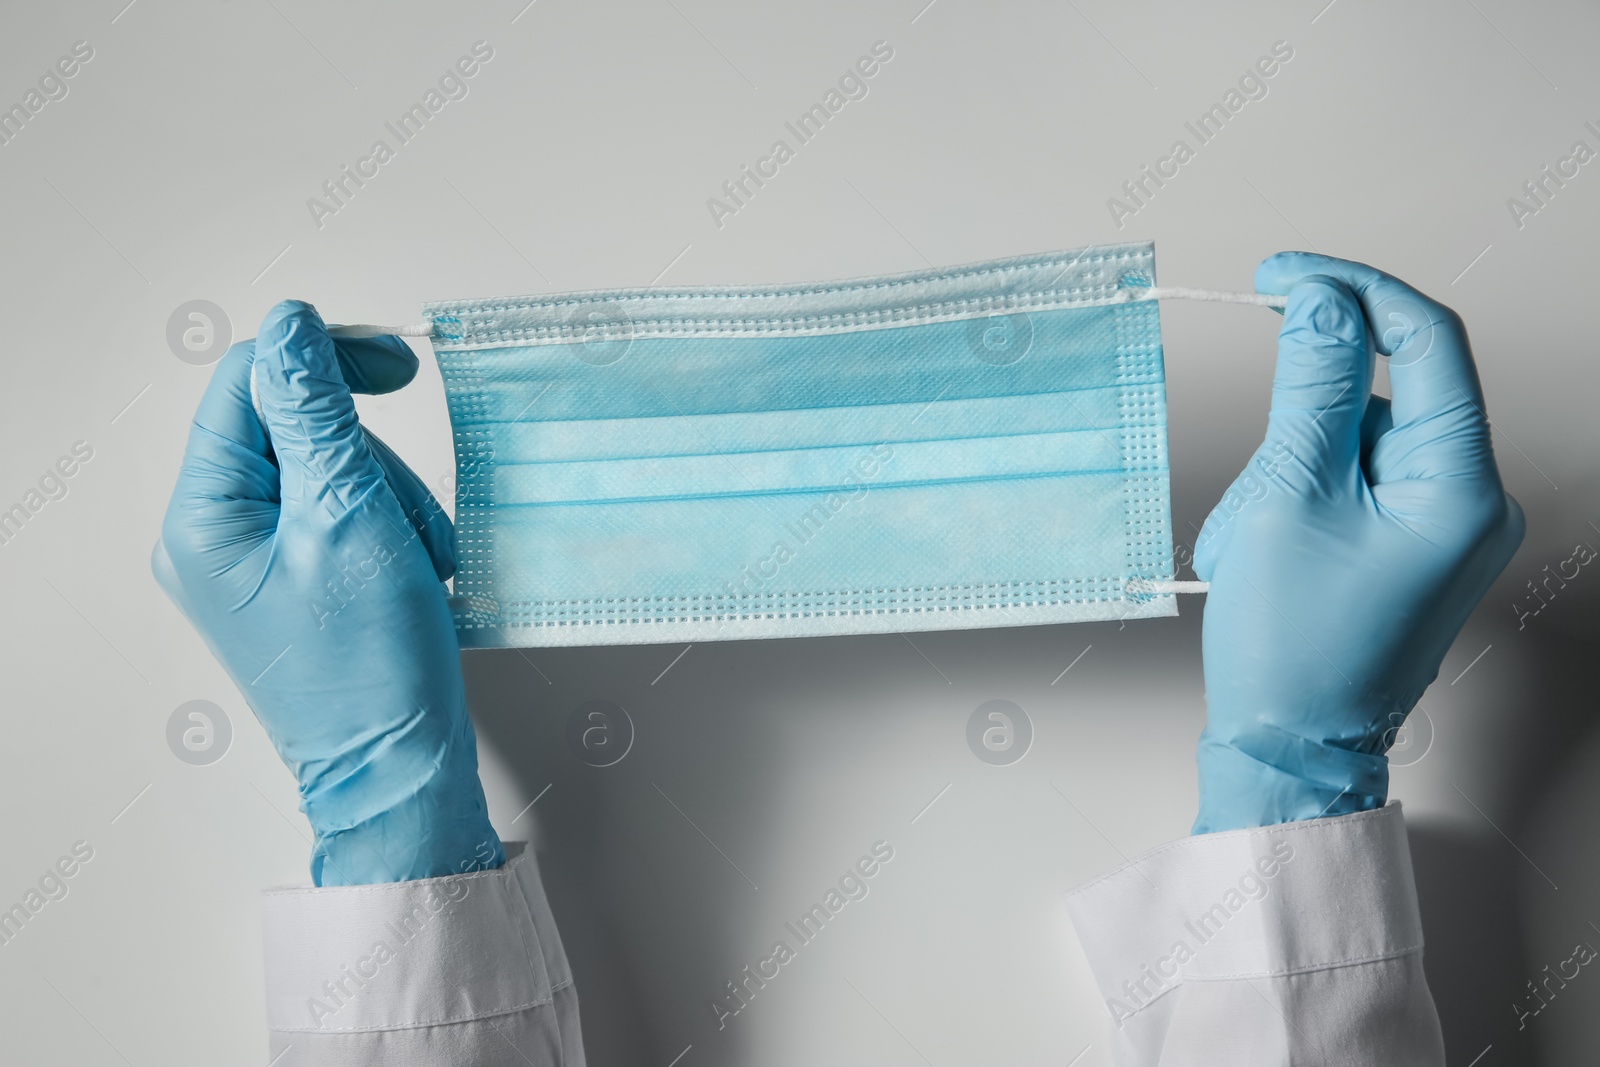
(1192, 254), (1524, 834)
(154, 301), (503, 885)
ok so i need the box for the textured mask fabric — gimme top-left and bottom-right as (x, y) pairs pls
(425, 243), (1177, 647)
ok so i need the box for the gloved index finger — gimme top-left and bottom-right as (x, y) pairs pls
(188, 331), (415, 461)
(325, 332), (419, 395)
(1255, 252), (1487, 434)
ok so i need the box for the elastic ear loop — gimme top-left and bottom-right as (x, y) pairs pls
(1115, 288), (1287, 595)
(326, 323), (437, 338)
(319, 289), (1289, 597)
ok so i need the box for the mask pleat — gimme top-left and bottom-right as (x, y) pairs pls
(430, 243), (1177, 646)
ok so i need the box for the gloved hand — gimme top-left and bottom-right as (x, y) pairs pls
(153, 301), (504, 885)
(1192, 253), (1524, 834)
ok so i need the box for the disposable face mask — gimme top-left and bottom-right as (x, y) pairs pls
(334, 242), (1281, 647)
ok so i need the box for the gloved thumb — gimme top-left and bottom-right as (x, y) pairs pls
(1262, 275), (1372, 486)
(253, 300), (386, 521)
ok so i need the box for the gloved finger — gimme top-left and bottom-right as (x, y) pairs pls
(329, 333), (419, 395)
(248, 335), (423, 437)
(254, 300), (387, 521)
(362, 426), (456, 582)
(1256, 253), (1489, 450)
(185, 331), (413, 481)
(1261, 275), (1371, 481)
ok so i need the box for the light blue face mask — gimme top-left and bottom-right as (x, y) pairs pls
(346, 242), (1280, 647)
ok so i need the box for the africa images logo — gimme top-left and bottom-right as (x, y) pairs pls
(1104, 841), (1296, 1026)
(705, 41), (895, 229)
(1106, 40), (1294, 229)
(707, 841), (895, 1029)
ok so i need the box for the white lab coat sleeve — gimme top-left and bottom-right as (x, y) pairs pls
(1065, 802), (1443, 1066)
(259, 842), (584, 1067)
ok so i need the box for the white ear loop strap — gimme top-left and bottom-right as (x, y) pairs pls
(1121, 286), (1281, 594)
(327, 322), (435, 338)
(1128, 579), (1211, 595)
(321, 288), (1280, 595)
(1118, 286), (1288, 309)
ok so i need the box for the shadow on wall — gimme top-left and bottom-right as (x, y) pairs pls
(1413, 546), (1600, 1067)
(460, 614), (1204, 1067)
(464, 641), (787, 1067)
(461, 557), (1598, 1066)
(1410, 827), (1534, 1066)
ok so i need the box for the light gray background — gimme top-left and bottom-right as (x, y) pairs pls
(1, 1), (1596, 1064)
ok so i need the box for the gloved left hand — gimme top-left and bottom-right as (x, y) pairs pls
(154, 300), (503, 885)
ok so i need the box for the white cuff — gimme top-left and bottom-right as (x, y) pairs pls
(261, 841), (580, 1064)
(1065, 803), (1443, 1065)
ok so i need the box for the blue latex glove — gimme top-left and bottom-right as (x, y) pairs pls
(153, 301), (504, 885)
(1192, 254), (1524, 834)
